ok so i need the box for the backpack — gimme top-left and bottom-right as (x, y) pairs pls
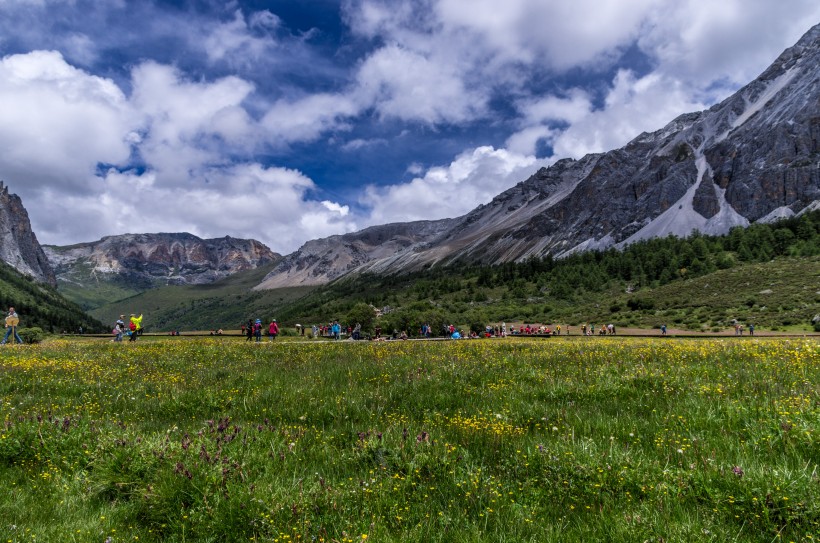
(129, 321), (136, 331)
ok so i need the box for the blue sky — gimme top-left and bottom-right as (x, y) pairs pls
(0, 0), (818, 253)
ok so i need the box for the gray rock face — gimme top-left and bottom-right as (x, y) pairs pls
(0, 182), (56, 285)
(45, 233), (279, 287)
(257, 23), (820, 288)
(254, 219), (455, 288)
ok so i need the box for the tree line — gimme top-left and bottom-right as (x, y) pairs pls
(0, 261), (104, 334)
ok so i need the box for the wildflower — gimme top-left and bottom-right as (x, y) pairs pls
(732, 466), (744, 478)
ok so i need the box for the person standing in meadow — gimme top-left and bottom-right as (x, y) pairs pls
(1, 307), (22, 344)
(128, 313), (143, 342)
(113, 315), (125, 342)
(254, 319), (263, 342)
(268, 319), (279, 341)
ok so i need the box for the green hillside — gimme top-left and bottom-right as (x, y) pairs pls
(88, 262), (314, 332)
(275, 257), (819, 335)
(0, 261), (104, 334)
(76, 211), (820, 334)
(47, 252), (146, 310)
(273, 211), (820, 334)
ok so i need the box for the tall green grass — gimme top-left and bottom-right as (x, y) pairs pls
(0, 337), (817, 542)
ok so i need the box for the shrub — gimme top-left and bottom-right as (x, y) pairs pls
(18, 327), (45, 344)
(627, 298), (655, 311)
(345, 302), (376, 334)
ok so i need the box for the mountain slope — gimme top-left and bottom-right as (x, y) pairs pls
(88, 260), (314, 332)
(258, 23), (820, 288)
(254, 219), (455, 289)
(0, 259), (103, 333)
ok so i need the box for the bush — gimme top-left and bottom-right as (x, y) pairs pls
(814, 321), (820, 333)
(18, 327), (45, 344)
(627, 298), (655, 311)
(345, 302), (376, 334)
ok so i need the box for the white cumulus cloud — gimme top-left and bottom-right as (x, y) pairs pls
(361, 146), (544, 225)
(0, 50), (137, 191)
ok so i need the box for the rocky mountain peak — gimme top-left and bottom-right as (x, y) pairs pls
(0, 182), (56, 285)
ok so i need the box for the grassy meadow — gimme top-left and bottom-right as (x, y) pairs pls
(0, 337), (818, 542)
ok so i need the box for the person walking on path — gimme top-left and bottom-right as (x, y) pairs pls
(128, 313), (143, 342)
(1, 307), (23, 344)
(268, 319), (279, 341)
(254, 319), (263, 342)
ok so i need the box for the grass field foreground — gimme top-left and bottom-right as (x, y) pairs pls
(0, 337), (818, 542)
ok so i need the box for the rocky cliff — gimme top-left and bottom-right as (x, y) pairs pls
(257, 22), (820, 288)
(45, 233), (280, 288)
(0, 182), (56, 285)
(254, 219), (455, 288)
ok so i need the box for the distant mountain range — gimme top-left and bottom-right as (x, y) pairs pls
(43, 233), (279, 288)
(0, 24), (818, 304)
